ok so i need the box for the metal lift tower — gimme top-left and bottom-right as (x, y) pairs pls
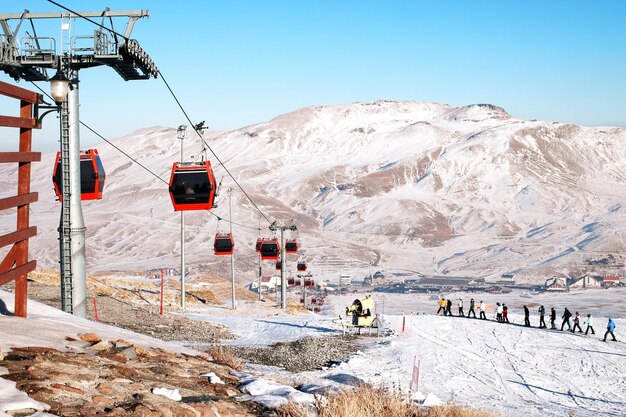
(0, 9), (158, 317)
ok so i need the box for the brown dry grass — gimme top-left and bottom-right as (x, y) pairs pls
(28, 268), (260, 308)
(279, 384), (505, 417)
(427, 405), (504, 417)
(208, 345), (243, 371)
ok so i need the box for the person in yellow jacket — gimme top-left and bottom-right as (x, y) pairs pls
(437, 297), (446, 315)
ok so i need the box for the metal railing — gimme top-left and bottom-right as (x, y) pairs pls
(20, 36), (56, 64)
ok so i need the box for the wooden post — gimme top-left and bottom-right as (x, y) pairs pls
(0, 82), (40, 318)
(92, 296), (99, 322)
(160, 268), (165, 315)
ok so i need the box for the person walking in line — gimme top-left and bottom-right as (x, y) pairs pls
(572, 312), (583, 333)
(437, 297), (446, 315)
(458, 298), (465, 317)
(479, 300), (487, 320)
(524, 305), (531, 327)
(502, 304), (510, 323)
(561, 307), (572, 331)
(468, 298), (477, 318)
(584, 314), (595, 335)
(538, 305), (546, 328)
(496, 302), (503, 322)
(550, 307), (557, 329)
(446, 299), (452, 316)
(602, 318), (617, 342)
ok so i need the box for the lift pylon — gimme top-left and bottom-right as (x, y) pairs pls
(0, 9), (158, 318)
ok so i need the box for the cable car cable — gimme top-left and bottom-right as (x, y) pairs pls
(46, 0), (130, 42)
(206, 210), (261, 232)
(43, 0), (277, 229)
(31, 86), (267, 233)
(157, 70), (273, 226)
(81, 122), (168, 185)
(30, 81), (168, 186)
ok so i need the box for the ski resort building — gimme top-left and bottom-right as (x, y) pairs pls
(603, 275), (622, 287)
(545, 276), (568, 291)
(249, 276), (281, 293)
(339, 274), (352, 286)
(569, 274), (602, 289)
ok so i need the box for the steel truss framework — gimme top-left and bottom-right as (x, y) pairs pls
(0, 9), (158, 81)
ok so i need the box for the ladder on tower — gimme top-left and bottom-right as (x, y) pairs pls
(59, 99), (73, 313)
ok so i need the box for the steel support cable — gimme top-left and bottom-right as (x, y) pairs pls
(44, 0), (275, 229)
(157, 70), (273, 226)
(30, 81), (168, 185)
(46, 0), (129, 41)
(207, 210), (261, 232)
(31, 82), (263, 233)
(80, 122), (169, 185)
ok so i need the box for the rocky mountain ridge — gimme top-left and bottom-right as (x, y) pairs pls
(1, 100), (624, 282)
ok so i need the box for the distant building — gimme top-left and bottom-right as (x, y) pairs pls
(365, 271), (386, 286)
(416, 276), (485, 291)
(339, 274), (352, 286)
(569, 274), (602, 289)
(249, 276), (281, 292)
(603, 275), (622, 287)
(545, 276), (568, 291)
(496, 274), (516, 286)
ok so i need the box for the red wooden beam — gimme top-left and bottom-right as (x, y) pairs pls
(0, 193), (38, 210)
(0, 115), (37, 129)
(0, 260), (37, 287)
(0, 245), (17, 273)
(0, 227), (37, 248)
(0, 81), (40, 104)
(0, 152), (41, 163)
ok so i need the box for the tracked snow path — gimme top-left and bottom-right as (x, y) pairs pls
(297, 313), (626, 417)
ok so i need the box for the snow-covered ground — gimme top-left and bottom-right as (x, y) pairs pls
(1, 288), (625, 417)
(323, 287), (626, 319)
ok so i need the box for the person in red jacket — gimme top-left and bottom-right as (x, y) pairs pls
(572, 312), (583, 333)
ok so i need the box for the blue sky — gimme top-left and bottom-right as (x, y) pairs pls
(1, 1), (625, 151)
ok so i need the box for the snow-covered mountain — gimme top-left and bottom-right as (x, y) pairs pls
(2, 100), (625, 282)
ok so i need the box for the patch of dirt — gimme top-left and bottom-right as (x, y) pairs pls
(21, 280), (234, 344)
(233, 335), (362, 372)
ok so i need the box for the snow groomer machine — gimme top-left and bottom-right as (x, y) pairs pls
(340, 295), (380, 335)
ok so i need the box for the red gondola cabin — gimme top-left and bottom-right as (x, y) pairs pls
(297, 261), (307, 272)
(52, 149), (105, 201)
(168, 161), (216, 211)
(260, 238), (280, 260)
(285, 239), (299, 253)
(275, 259), (282, 270)
(214, 233), (234, 255)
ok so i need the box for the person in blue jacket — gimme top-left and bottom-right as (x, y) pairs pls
(603, 318), (617, 342)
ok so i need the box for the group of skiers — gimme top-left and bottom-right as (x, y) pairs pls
(436, 297), (618, 342)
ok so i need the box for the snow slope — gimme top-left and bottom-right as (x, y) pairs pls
(1, 101), (625, 282)
(1, 290), (625, 417)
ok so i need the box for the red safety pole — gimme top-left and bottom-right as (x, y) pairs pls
(92, 296), (99, 322)
(160, 269), (165, 315)
(411, 356), (421, 392)
(402, 312), (406, 333)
